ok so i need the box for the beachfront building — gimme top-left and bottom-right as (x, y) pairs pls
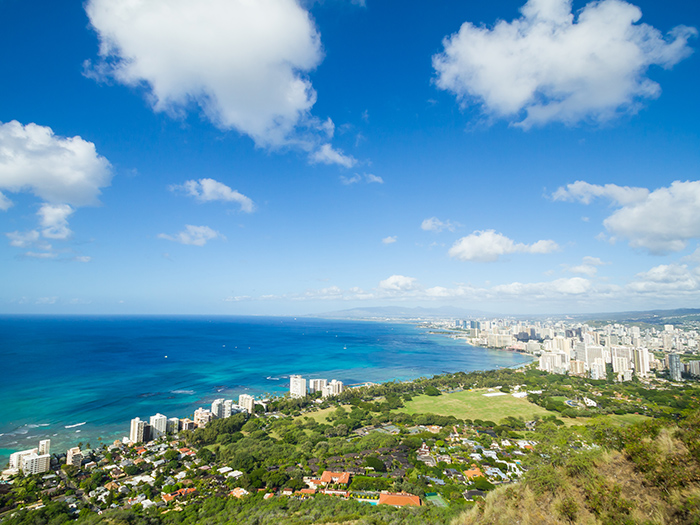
(167, 417), (180, 434)
(290, 375), (306, 398)
(239, 394), (255, 414)
(66, 446), (83, 467)
(194, 407), (214, 428)
(20, 452), (50, 475)
(211, 399), (225, 418)
(180, 418), (195, 431)
(150, 413), (167, 439)
(9, 448), (38, 470)
(129, 417), (146, 444)
(38, 439), (50, 456)
(322, 379), (344, 398)
(309, 379), (327, 394)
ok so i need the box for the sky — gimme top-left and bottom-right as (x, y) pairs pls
(0, 0), (699, 316)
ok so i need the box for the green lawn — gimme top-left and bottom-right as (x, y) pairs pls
(295, 404), (353, 424)
(395, 390), (551, 423)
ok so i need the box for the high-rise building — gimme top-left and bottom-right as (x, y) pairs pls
(66, 447), (83, 467)
(290, 375), (306, 398)
(21, 452), (50, 475)
(38, 439), (51, 456)
(211, 399), (225, 418)
(633, 347), (650, 378)
(239, 394), (255, 414)
(150, 413), (167, 440)
(194, 407), (213, 428)
(309, 379), (327, 393)
(669, 353), (683, 381)
(223, 399), (233, 418)
(129, 417), (146, 444)
(167, 417), (180, 434)
(9, 448), (38, 470)
(321, 379), (344, 398)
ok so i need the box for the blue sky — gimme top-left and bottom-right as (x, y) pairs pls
(1, 0), (699, 315)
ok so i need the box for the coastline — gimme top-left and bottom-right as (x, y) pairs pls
(0, 316), (532, 465)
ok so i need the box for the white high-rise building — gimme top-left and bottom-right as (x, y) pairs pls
(38, 439), (51, 456)
(150, 413), (167, 440)
(130, 417), (146, 444)
(633, 347), (650, 378)
(309, 379), (327, 393)
(239, 394), (255, 414)
(66, 447), (83, 467)
(9, 448), (38, 470)
(223, 399), (233, 418)
(290, 375), (306, 398)
(211, 399), (225, 418)
(194, 407), (213, 428)
(321, 379), (344, 398)
(21, 452), (50, 475)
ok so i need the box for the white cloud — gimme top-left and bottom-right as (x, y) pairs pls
(38, 204), (74, 240)
(158, 225), (224, 246)
(35, 296), (58, 304)
(552, 180), (649, 205)
(382, 236), (397, 244)
(74, 256), (92, 263)
(364, 173), (383, 184)
(554, 180), (700, 254)
(448, 230), (559, 262)
(0, 121), (112, 206)
(378, 275), (419, 292)
(627, 263), (700, 294)
(310, 144), (356, 168)
(568, 256), (606, 276)
(433, 0), (697, 127)
(25, 252), (58, 260)
(340, 173), (383, 185)
(85, 0), (353, 165)
(170, 178), (254, 213)
(0, 121), (112, 255)
(6, 230), (40, 248)
(421, 217), (457, 233)
(0, 191), (12, 211)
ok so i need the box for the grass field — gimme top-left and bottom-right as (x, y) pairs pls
(296, 404), (352, 424)
(396, 390), (552, 423)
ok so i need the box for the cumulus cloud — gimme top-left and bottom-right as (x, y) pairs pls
(382, 236), (397, 244)
(158, 225), (224, 246)
(0, 120), (112, 255)
(568, 256), (606, 276)
(0, 121), (112, 206)
(627, 263), (700, 294)
(448, 230), (559, 262)
(85, 0), (354, 165)
(310, 144), (356, 168)
(554, 180), (700, 254)
(170, 178), (254, 213)
(38, 204), (74, 240)
(421, 217), (457, 233)
(378, 275), (419, 292)
(433, 0), (697, 127)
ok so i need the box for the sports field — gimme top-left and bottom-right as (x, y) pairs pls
(396, 389), (551, 423)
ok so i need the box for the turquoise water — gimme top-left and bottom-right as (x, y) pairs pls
(0, 316), (531, 465)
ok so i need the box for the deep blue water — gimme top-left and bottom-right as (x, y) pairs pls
(0, 316), (531, 464)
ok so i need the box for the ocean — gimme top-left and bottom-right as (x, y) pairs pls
(0, 315), (531, 465)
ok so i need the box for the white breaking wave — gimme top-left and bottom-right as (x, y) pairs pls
(65, 422), (86, 429)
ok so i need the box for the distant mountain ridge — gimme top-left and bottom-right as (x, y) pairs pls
(311, 306), (700, 324)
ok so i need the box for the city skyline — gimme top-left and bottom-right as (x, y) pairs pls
(1, 0), (699, 316)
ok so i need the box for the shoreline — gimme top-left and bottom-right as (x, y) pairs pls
(0, 318), (532, 465)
